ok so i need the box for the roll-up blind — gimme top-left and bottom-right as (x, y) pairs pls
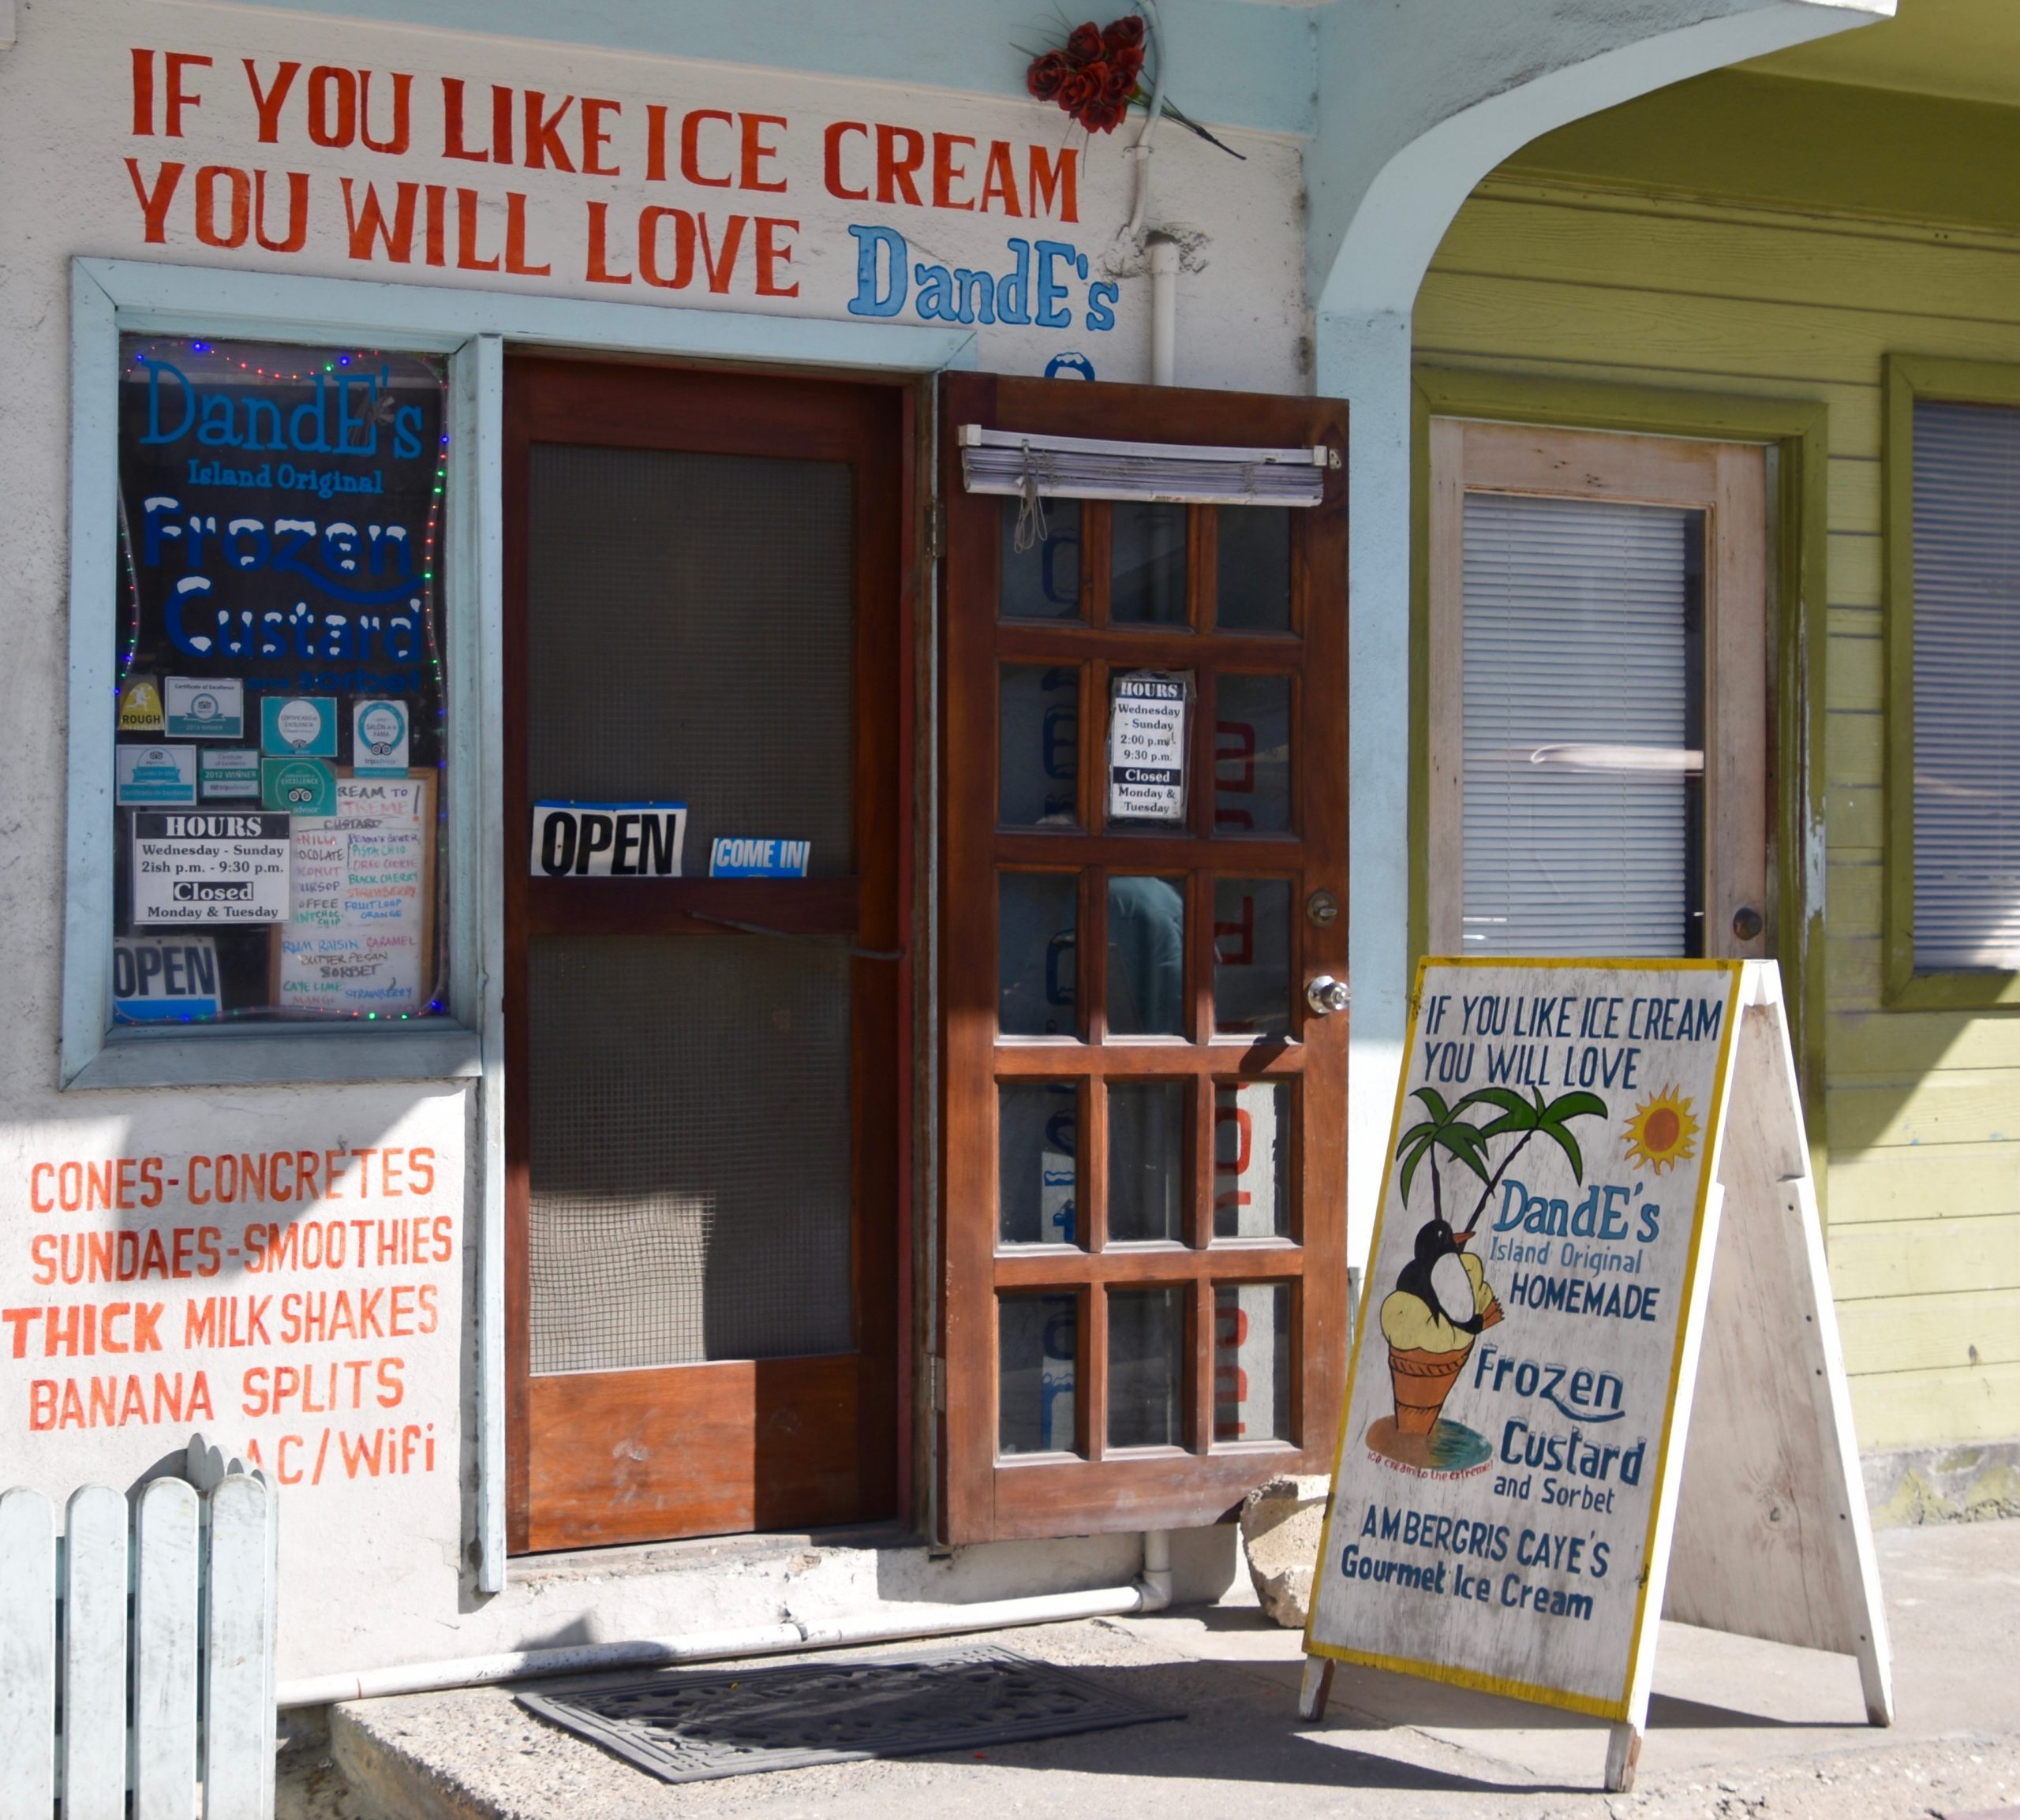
(1461, 492), (1704, 956)
(1913, 399), (2020, 970)
(958, 425), (1330, 505)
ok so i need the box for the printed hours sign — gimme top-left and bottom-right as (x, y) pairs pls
(1107, 670), (1189, 823)
(131, 813), (291, 925)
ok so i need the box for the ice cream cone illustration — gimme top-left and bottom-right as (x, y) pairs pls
(1387, 1344), (1469, 1435)
(1380, 1235), (1503, 1433)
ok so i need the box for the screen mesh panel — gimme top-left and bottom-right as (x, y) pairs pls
(1461, 492), (1704, 956)
(1913, 400), (2020, 969)
(527, 935), (855, 1373)
(528, 445), (855, 873)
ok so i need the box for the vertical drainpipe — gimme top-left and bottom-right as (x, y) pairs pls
(1136, 14), (1176, 1583)
(1139, 234), (1179, 1600)
(1140, 1527), (1174, 1610)
(1147, 236), (1179, 387)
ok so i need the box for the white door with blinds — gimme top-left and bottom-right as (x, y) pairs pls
(1427, 420), (1770, 962)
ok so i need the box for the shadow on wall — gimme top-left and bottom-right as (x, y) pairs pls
(1815, 1004), (2020, 1456)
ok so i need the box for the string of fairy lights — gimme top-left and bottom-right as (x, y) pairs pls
(116, 336), (451, 1023)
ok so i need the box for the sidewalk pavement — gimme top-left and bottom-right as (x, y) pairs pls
(285, 1516), (2020, 1820)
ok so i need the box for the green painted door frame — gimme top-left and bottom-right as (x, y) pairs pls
(1409, 365), (1831, 1194)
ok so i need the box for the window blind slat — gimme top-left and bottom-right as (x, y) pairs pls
(1913, 400), (2020, 970)
(1461, 492), (1700, 958)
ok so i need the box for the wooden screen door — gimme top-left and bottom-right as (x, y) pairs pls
(1426, 420), (1771, 963)
(939, 373), (1350, 1544)
(504, 358), (906, 1553)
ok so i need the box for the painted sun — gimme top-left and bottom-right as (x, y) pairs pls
(1622, 1088), (1700, 1175)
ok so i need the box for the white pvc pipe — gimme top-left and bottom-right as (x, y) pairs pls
(1139, 1530), (1173, 1611)
(1123, 0), (1169, 247)
(276, 1583), (1150, 1709)
(1148, 237), (1178, 387)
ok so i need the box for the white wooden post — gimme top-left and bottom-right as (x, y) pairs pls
(203, 1473), (277, 1820)
(61, 1484), (129, 1820)
(133, 1477), (200, 1819)
(0, 1488), (55, 1820)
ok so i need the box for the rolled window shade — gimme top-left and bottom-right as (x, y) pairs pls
(1461, 491), (1704, 958)
(1913, 399), (2020, 970)
(958, 424), (1330, 505)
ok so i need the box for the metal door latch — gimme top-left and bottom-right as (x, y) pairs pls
(1306, 975), (1349, 1015)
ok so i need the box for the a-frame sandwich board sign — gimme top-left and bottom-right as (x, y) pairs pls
(1300, 959), (1890, 1793)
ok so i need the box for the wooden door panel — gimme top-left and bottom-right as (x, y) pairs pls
(938, 372), (1349, 1545)
(524, 1358), (866, 1550)
(504, 357), (907, 1554)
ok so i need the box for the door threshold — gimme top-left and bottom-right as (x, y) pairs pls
(511, 1520), (923, 1585)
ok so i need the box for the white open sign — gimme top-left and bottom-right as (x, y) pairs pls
(530, 802), (687, 878)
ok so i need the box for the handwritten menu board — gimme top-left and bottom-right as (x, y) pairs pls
(273, 775), (438, 1015)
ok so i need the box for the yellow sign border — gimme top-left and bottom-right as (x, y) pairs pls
(1302, 954), (1746, 1721)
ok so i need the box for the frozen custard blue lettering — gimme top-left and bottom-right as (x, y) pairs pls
(143, 495), (184, 565)
(848, 224), (908, 317)
(166, 575), (216, 656)
(226, 517), (270, 570)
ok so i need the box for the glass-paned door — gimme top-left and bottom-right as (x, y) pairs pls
(505, 359), (905, 1552)
(940, 373), (1349, 1544)
(1427, 420), (1770, 962)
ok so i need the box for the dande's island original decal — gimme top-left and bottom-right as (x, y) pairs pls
(1307, 960), (1741, 1714)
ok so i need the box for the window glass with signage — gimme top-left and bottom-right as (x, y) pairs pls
(112, 334), (450, 1026)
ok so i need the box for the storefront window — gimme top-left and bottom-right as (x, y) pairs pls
(112, 335), (450, 1025)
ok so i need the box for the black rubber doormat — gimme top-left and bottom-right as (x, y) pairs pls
(514, 1642), (1185, 1784)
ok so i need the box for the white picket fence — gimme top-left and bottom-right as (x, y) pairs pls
(0, 1435), (277, 1820)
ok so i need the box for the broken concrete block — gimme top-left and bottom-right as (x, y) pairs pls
(1239, 1474), (1331, 1628)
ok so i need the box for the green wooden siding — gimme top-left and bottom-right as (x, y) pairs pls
(1416, 171), (2020, 1452)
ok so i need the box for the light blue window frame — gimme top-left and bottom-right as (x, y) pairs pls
(66, 256), (972, 1588)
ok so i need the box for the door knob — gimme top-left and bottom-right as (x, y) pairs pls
(1306, 975), (1349, 1015)
(1732, 906), (1764, 942)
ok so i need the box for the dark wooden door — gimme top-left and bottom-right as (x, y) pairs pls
(939, 373), (1350, 1543)
(505, 358), (907, 1553)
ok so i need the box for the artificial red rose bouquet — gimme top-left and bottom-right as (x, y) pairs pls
(1025, 14), (1240, 154)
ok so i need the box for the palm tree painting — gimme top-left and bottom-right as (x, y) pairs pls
(1374, 1085), (1607, 1463)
